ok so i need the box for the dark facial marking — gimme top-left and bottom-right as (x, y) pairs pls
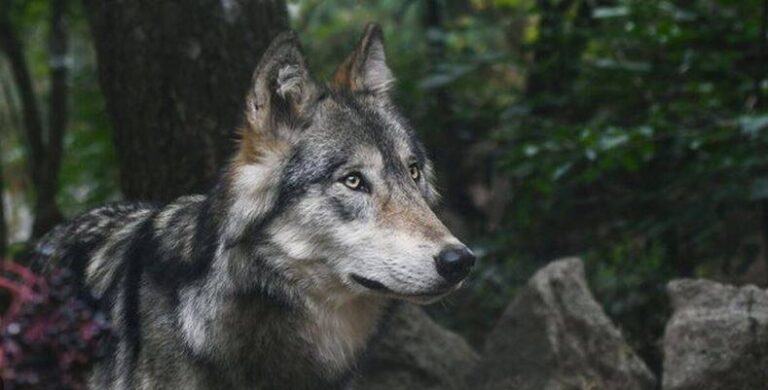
(279, 143), (347, 204)
(329, 197), (357, 222)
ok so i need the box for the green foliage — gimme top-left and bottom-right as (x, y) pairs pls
(585, 239), (672, 373)
(292, 0), (768, 365)
(1, 0), (119, 239)
(500, 0), (768, 266)
(494, 0), (768, 365)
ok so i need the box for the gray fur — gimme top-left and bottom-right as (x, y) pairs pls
(34, 24), (472, 390)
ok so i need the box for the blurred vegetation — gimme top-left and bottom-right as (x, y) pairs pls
(1, 0), (118, 239)
(2, 0), (767, 374)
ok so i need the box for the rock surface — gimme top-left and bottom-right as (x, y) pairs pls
(471, 257), (656, 390)
(355, 303), (480, 390)
(663, 279), (768, 390)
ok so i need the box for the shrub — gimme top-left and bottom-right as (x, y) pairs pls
(0, 261), (112, 389)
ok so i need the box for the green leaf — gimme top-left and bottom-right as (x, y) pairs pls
(751, 177), (768, 201)
(593, 6), (630, 19)
(739, 114), (768, 138)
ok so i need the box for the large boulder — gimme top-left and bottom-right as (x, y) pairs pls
(663, 279), (768, 390)
(355, 303), (480, 390)
(471, 257), (656, 390)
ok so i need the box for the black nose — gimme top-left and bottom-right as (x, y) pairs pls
(435, 246), (476, 284)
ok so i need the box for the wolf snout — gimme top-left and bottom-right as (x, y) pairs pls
(434, 245), (476, 284)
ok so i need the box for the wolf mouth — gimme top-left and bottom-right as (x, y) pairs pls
(350, 274), (391, 292)
(349, 273), (453, 299)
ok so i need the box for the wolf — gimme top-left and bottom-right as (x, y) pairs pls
(34, 24), (476, 389)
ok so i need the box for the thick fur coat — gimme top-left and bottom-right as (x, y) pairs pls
(35, 24), (475, 389)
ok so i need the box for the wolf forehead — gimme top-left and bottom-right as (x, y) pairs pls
(282, 91), (430, 181)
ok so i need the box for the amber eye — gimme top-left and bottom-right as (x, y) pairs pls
(343, 173), (363, 190)
(409, 164), (421, 181)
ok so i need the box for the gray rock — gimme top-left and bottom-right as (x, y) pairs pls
(663, 279), (768, 390)
(472, 257), (656, 390)
(355, 303), (480, 390)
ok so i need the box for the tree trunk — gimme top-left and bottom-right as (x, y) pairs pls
(32, 0), (69, 238)
(83, 0), (288, 202)
(0, 154), (6, 257)
(753, 0), (767, 108)
(525, 0), (593, 119)
(0, 16), (45, 192)
(0, 2), (67, 239)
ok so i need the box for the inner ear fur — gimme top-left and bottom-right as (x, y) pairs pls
(244, 30), (319, 138)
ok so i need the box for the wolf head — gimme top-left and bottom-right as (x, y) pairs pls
(227, 24), (475, 304)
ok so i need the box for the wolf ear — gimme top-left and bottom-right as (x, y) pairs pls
(331, 23), (394, 95)
(245, 31), (319, 137)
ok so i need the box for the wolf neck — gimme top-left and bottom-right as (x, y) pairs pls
(179, 174), (387, 380)
(207, 247), (387, 380)
(299, 283), (387, 374)
(222, 237), (388, 377)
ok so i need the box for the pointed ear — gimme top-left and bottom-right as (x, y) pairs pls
(331, 23), (394, 94)
(245, 31), (319, 136)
